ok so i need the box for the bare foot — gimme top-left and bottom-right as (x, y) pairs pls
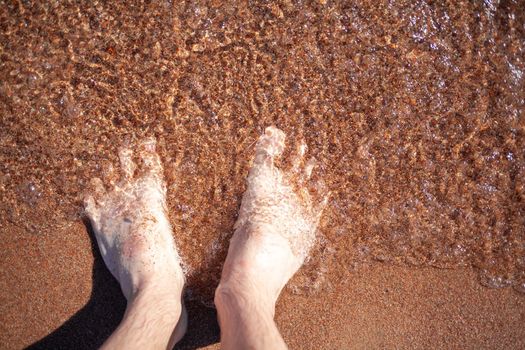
(217, 126), (329, 309)
(84, 138), (187, 345)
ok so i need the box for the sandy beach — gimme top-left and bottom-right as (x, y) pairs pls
(1, 0), (524, 348)
(1, 222), (524, 349)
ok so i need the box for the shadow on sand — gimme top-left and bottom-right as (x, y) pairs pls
(27, 219), (219, 350)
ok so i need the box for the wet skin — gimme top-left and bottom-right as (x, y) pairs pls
(84, 127), (328, 349)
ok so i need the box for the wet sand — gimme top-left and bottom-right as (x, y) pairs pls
(1, 222), (524, 349)
(1, 0), (524, 348)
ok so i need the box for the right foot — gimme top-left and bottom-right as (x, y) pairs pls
(216, 126), (329, 310)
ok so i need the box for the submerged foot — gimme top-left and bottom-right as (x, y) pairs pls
(84, 137), (187, 344)
(216, 126), (329, 309)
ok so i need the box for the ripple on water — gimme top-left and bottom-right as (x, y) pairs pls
(0, 0), (524, 302)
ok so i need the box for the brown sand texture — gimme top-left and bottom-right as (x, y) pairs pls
(1, 222), (525, 349)
(1, 1), (525, 349)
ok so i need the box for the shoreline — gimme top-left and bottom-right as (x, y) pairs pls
(1, 221), (523, 349)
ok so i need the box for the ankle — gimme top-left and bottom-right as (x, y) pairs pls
(123, 263), (185, 300)
(122, 286), (183, 337)
(214, 283), (288, 350)
(215, 282), (276, 317)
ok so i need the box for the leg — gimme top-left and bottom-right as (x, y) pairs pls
(84, 138), (187, 350)
(215, 126), (329, 349)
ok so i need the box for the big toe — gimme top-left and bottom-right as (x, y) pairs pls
(254, 126), (286, 165)
(139, 137), (163, 177)
(263, 126), (285, 156)
(84, 195), (98, 219)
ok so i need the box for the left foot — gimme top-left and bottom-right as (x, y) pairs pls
(84, 137), (187, 343)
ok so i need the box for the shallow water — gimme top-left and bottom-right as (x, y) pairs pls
(1, 0), (524, 302)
